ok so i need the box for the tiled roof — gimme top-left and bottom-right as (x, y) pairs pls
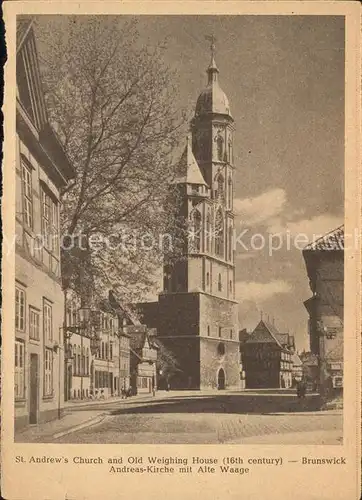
(108, 290), (142, 326)
(246, 320), (284, 349)
(303, 225), (344, 251)
(275, 333), (289, 345)
(173, 137), (208, 186)
(300, 352), (319, 366)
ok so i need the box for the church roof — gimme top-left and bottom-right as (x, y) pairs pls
(195, 52), (232, 118)
(173, 137), (207, 186)
(303, 225), (344, 252)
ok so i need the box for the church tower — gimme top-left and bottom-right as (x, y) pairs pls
(142, 39), (240, 391)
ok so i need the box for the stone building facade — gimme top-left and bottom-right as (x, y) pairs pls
(303, 226), (344, 398)
(15, 20), (75, 429)
(139, 45), (240, 390)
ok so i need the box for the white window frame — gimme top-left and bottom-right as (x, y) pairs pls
(21, 162), (33, 228)
(41, 189), (59, 255)
(29, 307), (40, 341)
(15, 287), (26, 331)
(44, 348), (53, 396)
(15, 340), (25, 399)
(43, 300), (53, 342)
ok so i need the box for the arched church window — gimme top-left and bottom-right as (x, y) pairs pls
(228, 176), (233, 209)
(206, 272), (210, 287)
(191, 210), (202, 252)
(217, 174), (224, 202)
(228, 136), (232, 163)
(218, 273), (222, 291)
(217, 342), (225, 356)
(216, 135), (224, 162)
(215, 209), (224, 258)
(228, 226), (233, 261)
(206, 213), (211, 252)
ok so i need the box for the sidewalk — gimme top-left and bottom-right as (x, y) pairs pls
(64, 391), (164, 410)
(15, 392), (165, 443)
(15, 410), (107, 443)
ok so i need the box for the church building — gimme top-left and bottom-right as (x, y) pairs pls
(139, 42), (241, 390)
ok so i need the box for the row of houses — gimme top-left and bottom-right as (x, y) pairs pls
(14, 21), (158, 430)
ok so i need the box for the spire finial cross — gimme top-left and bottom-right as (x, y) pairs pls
(205, 34), (217, 58)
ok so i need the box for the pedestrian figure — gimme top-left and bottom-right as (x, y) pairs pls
(296, 380), (306, 398)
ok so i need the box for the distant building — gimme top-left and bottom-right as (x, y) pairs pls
(241, 320), (293, 389)
(300, 351), (319, 390)
(63, 290), (131, 401)
(127, 325), (158, 395)
(291, 352), (303, 386)
(239, 329), (249, 389)
(303, 226), (344, 397)
(15, 20), (75, 429)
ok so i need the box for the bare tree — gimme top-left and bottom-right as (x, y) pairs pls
(35, 16), (187, 303)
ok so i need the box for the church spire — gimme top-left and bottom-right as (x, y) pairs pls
(205, 34), (219, 84)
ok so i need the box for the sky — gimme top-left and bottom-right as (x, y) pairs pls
(136, 15), (345, 351)
(36, 15), (345, 351)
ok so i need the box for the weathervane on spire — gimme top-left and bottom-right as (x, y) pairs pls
(205, 34), (217, 58)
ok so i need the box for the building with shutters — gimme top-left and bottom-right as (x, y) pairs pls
(15, 19), (75, 429)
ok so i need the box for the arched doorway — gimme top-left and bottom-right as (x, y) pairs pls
(217, 368), (226, 390)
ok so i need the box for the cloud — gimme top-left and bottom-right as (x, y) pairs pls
(268, 214), (344, 242)
(235, 279), (292, 306)
(234, 188), (287, 226)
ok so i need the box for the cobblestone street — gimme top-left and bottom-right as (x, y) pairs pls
(19, 390), (343, 445)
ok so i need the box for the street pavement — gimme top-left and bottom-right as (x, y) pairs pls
(16, 390), (343, 445)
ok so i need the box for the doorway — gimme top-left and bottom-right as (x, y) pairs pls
(29, 354), (39, 424)
(217, 368), (226, 390)
(66, 365), (72, 401)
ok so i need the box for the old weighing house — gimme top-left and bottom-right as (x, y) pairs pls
(241, 320), (294, 389)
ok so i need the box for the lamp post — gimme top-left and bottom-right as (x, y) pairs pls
(114, 316), (128, 397)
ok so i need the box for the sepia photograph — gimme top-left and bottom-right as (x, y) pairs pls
(11, 13), (347, 447)
(2, 2), (361, 499)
